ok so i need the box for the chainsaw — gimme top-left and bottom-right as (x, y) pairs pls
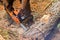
(3, 0), (34, 31)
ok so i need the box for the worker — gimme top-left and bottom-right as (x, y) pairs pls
(19, 0), (31, 16)
(7, 0), (14, 11)
(18, 0), (33, 26)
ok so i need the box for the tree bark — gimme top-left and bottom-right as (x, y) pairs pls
(23, 1), (60, 40)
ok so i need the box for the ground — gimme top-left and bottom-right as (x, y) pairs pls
(0, 0), (60, 40)
(0, 4), (24, 40)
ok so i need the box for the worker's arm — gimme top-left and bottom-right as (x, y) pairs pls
(19, 0), (28, 16)
(22, 0), (27, 9)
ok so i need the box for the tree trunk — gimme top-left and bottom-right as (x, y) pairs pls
(23, 1), (60, 40)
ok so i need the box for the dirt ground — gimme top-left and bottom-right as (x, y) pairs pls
(0, 1), (60, 40)
(0, 4), (25, 40)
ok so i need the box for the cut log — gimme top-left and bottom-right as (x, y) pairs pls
(23, 1), (60, 40)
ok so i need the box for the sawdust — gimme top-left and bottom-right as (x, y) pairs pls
(0, 35), (5, 40)
(0, 5), (4, 11)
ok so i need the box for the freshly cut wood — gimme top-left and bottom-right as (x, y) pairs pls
(40, 14), (50, 24)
